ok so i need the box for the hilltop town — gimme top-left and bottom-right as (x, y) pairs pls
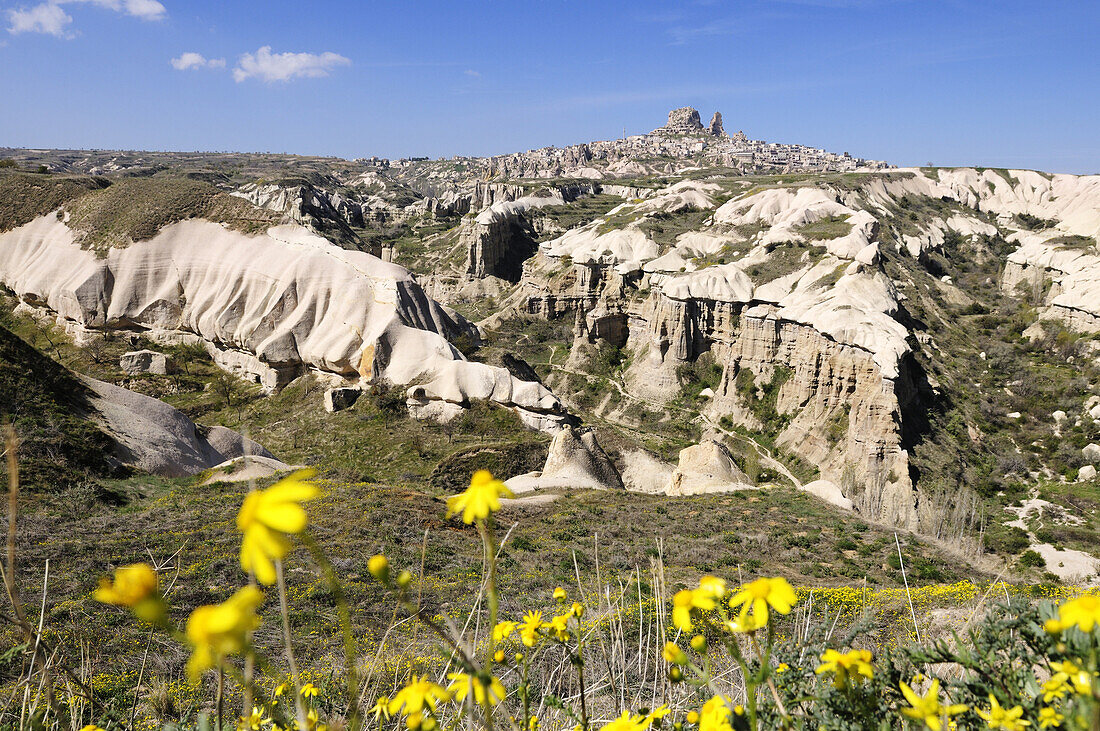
(391, 106), (893, 180)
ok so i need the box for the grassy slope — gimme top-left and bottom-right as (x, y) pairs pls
(0, 321), (116, 491)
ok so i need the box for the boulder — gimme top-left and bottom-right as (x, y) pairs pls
(1079, 464), (1097, 481)
(324, 387), (361, 412)
(82, 376), (276, 478)
(1083, 444), (1100, 463)
(506, 426), (623, 492)
(665, 440), (753, 496)
(621, 450), (674, 493)
(120, 349), (175, 375)
(802, 479), (854, 510)
(201, 455), (296, 485)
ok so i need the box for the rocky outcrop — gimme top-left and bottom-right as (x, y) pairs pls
(84, 376), (276, 477)
(462, 186), (600, 280)
(665, 440), (752, 495)
(120, 349), (175, 375)
(658, 107), (705, 135)
(0, 214), (568, 430)
(1001, 234), (1100, 332)
(323, 387), (360, 412)
(232, 182), (377, 253)
(635, 298), (917, 526)
(505, 426), (623, 492)
(708, 112), (725, 137)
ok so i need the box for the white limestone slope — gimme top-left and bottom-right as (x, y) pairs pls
(0, 215), (565, 427)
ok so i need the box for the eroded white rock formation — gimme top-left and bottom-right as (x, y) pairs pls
(0, 214), (567, 429)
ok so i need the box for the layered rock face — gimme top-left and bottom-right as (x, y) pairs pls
(461, 185), (599, 280)
(0, 214), (567, 429)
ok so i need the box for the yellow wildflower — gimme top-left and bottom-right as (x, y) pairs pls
(690, 635), (707, 653)
(301, 707), (326, 731)
(672, 575), (726, 631)
(698, 695), (734, 731)
(493, 649), (506, 663)
(976, 695), (1030, 730)
(571, 602), (584, 617)
(1050, 661), (1094, 695)
(446, 470), (513, 524)
(1041, 674), (1067, 702)
(899, 679), (968, 731)
(726, 612), (764, 634)
(447, 672), (506, 707)
(1043, 618), (1063, 634)
(598, 710), (654, 731)
(300, 682), (319, 699)
(553, 586), (567, 602)
(240, 706), (269, 731)
(648, 706), (670, 722)
(816, 648), (873, 689)
(728, 576), (796, 627)
(1037, 707), (1063, 729)
(547, 612), (571, 642)
(520, 610), (543, 647)
(387, 676), (450, 729)
(368, 554), (389, 583)
(275, 682), (288, 697)
(493, 620), (517, 643)
(80, 726), (105, 731)
(662, 642), (687, 665)
(185, 586), (264, 683)
(368, 696), (390, 722)
(93, 563), (165, 624)
(237, 469), (319, 585)
(1056, 594), (1100, 633)
(686, 711), (699, 725)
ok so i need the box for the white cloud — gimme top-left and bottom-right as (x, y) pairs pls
(77, 0), (166, 20)
(171, 51), (225, 71)
(7, 3), (72, 36)
(464, 69), (480, 77)
(232, 46), (350, 83)
(7, 0), (165, 36)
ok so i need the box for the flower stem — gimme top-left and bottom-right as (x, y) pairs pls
(276, 560), (309, 731)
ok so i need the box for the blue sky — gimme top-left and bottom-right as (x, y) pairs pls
(1, 0), (1097, 173)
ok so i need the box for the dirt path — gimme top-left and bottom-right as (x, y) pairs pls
(546, 345), (804, 489)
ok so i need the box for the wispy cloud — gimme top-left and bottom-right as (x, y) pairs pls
(7, 2), (71, 35)
(6, 0), (165, 37)
(232, 46), (351, 83)
(667, 17), (744, 44)
(171, 51), (225, 71)
(463, 69), (480, 77)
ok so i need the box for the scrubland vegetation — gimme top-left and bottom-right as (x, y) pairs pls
(2, 451), (1097, 731)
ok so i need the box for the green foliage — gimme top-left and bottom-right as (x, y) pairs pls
(1014, 212), (1056, 230)
(793, 214), (852, 241)
(0, 324), (117, 490)
(676, 352), (722, 400)
(1019, 549), (1045, 568)
(735, 366), (793, 435)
